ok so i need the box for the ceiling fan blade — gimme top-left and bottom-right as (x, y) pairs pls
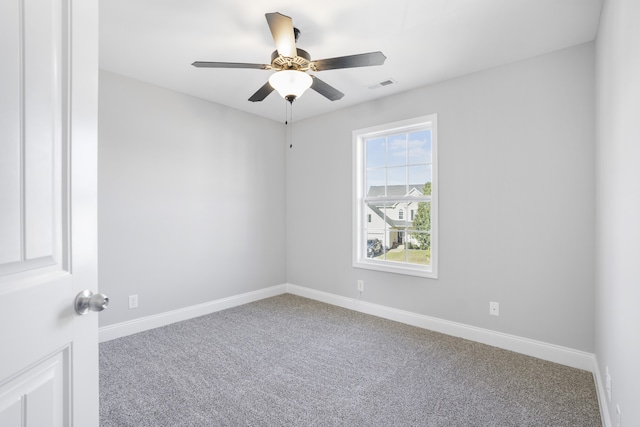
(311, 51), (387, 71)
(248, 81), (275, 102)
(192, 61), (269, 70)
(265, 12), (297, 58)
(310, 76), (344, 101)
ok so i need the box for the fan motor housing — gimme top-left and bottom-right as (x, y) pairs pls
(271, 49), (312, 71)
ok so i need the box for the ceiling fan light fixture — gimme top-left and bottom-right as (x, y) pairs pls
(193, 12), (385, 104)
(269, 70), (313, 102)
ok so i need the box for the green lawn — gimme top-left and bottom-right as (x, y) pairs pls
(375, 249), (430, 265)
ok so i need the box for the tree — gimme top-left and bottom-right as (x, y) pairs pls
(412, 182), (431, 249)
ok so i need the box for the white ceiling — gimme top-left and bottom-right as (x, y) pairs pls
(100, 0), (602, 123)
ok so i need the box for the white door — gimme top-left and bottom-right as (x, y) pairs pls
(0, 0), (99, 426)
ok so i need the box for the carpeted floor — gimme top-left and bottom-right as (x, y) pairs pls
(100, 294), (601, 426)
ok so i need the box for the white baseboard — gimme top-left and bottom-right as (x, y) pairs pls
(100, 282), (596, 373)
(285, 283), (596, 372)
(99, 284), (287, 342)
(100, 282), (604, 420)
(592, 356), (612, 427)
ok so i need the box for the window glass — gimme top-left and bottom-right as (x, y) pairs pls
(353, 115), (437, 278)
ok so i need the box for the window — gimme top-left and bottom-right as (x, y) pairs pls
(353, 115), (437, 278)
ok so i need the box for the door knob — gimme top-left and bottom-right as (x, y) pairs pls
(75, 290), (109, 315)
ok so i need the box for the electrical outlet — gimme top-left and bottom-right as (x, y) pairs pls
(489, 301), (499, 316)
(357, 280), (364, 292)
(129, 294), (138, 309)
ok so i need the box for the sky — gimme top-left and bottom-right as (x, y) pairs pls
(365, 129), (432, 193)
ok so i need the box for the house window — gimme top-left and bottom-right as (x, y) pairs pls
(352, 114), (437, 278)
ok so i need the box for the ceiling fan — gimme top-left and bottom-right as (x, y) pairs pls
(192, 12), (386, 103)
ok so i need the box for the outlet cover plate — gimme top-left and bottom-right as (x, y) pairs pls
(489, 301), (499, 316)
(129, 294), (138, 309)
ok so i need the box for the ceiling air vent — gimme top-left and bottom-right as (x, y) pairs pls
(368, 78), (396, 90)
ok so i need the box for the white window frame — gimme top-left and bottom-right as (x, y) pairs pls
(352, 114), (438, 278)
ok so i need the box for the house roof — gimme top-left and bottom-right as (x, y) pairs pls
(366, 184), (425, 229)
(368, 204), (413, 229)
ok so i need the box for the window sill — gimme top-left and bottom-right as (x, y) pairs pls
(353, 259), (438, 279)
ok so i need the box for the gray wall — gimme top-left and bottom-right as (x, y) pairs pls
(98, 71), (286, 327)
(287, 43), (595, 352)
(98, 44), (596, 352)
(97, 11), (640, 419)
(595, 0), (640, 424)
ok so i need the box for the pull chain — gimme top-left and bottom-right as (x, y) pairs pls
(285, 100), (294, 149)
(289, 101), (294, 148)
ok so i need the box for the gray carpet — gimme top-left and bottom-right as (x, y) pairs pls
(100, 294), (601, 426)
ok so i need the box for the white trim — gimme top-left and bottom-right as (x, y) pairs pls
(98, 284), (287, 342)
(99, 282), (603, 419)
(285, 283), (596, 372)
(99, 282), (597, 373)
(592, 356), (612, 427)
(352, 114), (438, 279)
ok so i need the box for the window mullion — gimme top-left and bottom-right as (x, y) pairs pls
(353, 114), (437, 278)
(363, 196), (431, 204)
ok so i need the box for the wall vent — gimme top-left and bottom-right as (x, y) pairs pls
(367, 78), (396, 90)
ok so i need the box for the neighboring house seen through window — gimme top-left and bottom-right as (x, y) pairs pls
(352, 115), (437, 278)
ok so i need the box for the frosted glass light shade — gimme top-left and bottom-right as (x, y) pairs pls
(269, 70), (313, 101)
